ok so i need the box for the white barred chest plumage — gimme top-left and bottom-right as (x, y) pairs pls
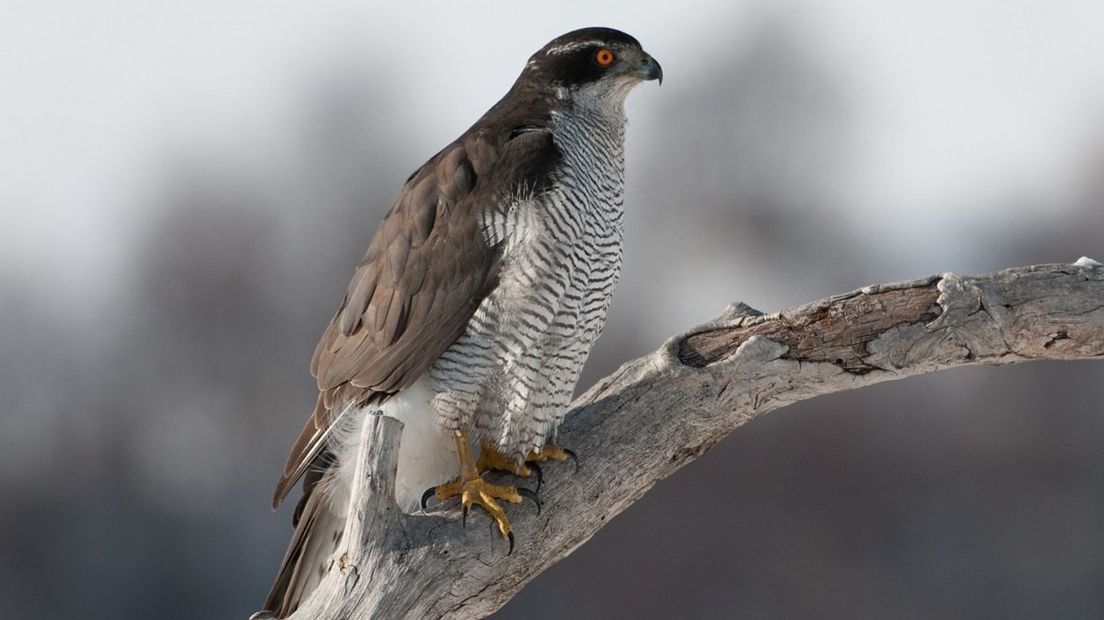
(429, 106), (627, 458)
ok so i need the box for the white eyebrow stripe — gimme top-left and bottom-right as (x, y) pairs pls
(544, 40), (606, 55)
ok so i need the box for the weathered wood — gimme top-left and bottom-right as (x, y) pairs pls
(262, 262), (1104, 620)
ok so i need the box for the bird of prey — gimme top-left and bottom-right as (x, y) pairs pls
(263, 27), (661, 616)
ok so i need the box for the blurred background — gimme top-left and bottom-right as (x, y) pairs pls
(3, 1), (1103, 618)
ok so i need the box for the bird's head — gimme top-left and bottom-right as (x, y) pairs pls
(520, 27), (662, 108)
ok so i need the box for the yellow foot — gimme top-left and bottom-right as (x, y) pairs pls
(526, 445), (578, 467)
(476, 445), (532, 477)
(477, 444), (578, 492)
(525, 446), (579, 489)
(420, 475), (540, 554)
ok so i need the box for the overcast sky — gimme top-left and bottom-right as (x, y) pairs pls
(3, 6), (1103, 617)
(3, 0), (1103, 306)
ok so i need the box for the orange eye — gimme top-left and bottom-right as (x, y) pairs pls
(595, 48), (616, 67)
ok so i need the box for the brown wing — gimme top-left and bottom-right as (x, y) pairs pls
(272, 128), (559, 508)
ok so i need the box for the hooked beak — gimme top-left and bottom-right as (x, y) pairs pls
(639, 54), (663, 85)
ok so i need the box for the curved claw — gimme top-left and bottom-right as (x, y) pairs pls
(507, 530), (515, 555)
(517, 487), (542, 516)
(563, 448), (579, 473)
(461, 504), (469, 528)
(420, 487), (437, 511)
(524, 460), (543, 492)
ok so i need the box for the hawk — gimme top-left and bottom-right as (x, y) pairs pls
(264, 27), (661, 616)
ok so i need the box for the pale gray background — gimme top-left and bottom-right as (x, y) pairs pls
(3, 2), (1104, 618)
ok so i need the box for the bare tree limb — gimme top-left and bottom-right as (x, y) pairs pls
(254, 262), (1104, 620)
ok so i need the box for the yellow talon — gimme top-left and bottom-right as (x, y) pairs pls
(526, 445), (572, 464)
(478, 443), (577, 477)
(476, 444), (532, 477)
(422, 428), (540, 554)
(434, 476), (523, 539)
(474, 443), (578, 497)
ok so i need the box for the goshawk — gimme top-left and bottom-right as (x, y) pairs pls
(264, 26), (661, 616)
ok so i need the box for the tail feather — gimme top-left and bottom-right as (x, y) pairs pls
(263, 467), (347, 617)
(264, 381), (457, 615)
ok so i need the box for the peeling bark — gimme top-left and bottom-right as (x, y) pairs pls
(252, 262), (1104, 620)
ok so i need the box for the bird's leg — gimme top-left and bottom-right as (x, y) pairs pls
(477, 443), (577, 493)
(523, 445), (579, 486)
(422, 426), (539, 553)
(477, 442), (533, 477)
(526, 445), (578, 469)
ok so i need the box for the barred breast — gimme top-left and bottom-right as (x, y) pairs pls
(429, 103), (627, 459)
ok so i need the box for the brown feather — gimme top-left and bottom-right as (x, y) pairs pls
(272, 129), (560, 510)
(265, 26), (654, 616)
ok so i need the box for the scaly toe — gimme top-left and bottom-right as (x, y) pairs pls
(447, 477), (526, 546)
(526, 445), (579, 473)
(477, 446), (533, 478)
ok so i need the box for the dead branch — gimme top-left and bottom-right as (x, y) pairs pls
(252, 261), (1104, 619)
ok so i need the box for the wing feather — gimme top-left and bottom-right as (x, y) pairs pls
(272, 128), (559, 508)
